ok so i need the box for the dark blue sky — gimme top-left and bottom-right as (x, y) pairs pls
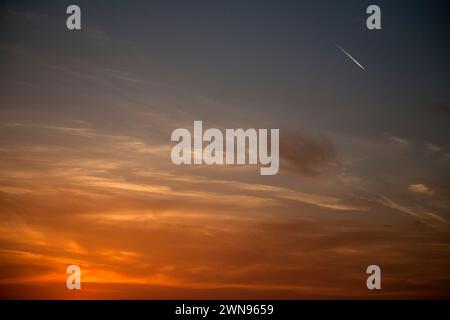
(3, 1), (448, 140)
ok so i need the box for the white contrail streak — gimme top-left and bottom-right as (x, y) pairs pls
(337, 45), (365, 70)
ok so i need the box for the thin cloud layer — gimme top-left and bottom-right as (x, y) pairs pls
(280, 130), (337, 177)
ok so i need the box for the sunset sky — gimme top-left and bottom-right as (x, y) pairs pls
(0, 0), (449, 299)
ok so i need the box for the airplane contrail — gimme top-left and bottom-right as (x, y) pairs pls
(337, 45), (365, 70)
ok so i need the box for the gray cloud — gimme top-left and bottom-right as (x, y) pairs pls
(429, 103), (450, 117)
(280, 130), (337, 177)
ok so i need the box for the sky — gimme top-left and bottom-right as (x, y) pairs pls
(0, 0), (449, 299)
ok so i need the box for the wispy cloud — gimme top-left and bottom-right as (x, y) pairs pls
(385, 133), (409, 145)
(280, 130), (338, 177)
(408, 184), (434, 196)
